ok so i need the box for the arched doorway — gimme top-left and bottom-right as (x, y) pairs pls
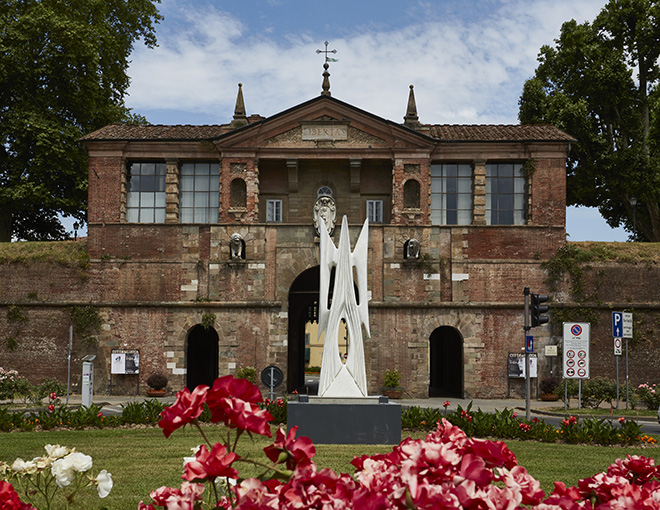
(186, 324), (219, 390)
(287, 267), (321, 393)
(287, 266), (352, 394)
(429, 326), (463, 397)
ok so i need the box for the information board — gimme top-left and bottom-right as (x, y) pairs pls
(508, 353), (538, 378)
(110, 349), (140, 375)
(562, 323), (590, 379)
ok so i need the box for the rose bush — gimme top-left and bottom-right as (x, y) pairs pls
(140, 375), (660, 509)
(0, 444), (112, 509)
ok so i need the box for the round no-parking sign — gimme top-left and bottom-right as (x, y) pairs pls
(563, 323), (590, 380)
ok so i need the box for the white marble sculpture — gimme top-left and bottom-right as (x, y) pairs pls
(317, 215), (370, 397)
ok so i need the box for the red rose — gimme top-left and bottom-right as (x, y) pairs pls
(158, 385), (209, 438)
(183, 443), (239, 482)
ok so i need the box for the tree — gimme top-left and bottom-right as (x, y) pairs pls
(519, 0), (660, 241)
(0, 0), (161, 242)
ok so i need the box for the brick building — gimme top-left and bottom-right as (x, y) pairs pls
(73, 78), (575, 399)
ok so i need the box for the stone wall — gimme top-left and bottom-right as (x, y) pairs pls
(1, 240), (658, 398)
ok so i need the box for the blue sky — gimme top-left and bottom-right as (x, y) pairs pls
(117, 0), (628, 242)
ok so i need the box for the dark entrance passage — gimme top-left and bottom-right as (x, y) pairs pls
(429, 326), (463, 398)
(288, 266), (320, 394)
(186, 324), (219, 390)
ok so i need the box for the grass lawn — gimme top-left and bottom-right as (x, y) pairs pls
(0, 425), (658, 509)
(545, 405), (657, 418)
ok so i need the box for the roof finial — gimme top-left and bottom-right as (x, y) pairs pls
(232, 83), (247, 127)
(403, 84), (421, 129)
(316, 41), (337, 96)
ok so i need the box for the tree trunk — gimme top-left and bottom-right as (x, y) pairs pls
(0, 212), (11, 242)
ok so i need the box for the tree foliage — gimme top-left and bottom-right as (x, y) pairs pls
(0, 0), (161, 242)
(519, 0), (660, 241)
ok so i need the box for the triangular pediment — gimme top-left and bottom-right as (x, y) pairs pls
(213, 95), (434, 151)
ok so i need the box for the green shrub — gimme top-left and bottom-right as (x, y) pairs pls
(262, 397), (287, 424)
(581, 377), (617, 409)
(235, 366), (257, 384)
(383, 369), (401, 389)
(636, 383), (660, 410)
(0, 368), (19, 400)
(30, 379), (66, 404)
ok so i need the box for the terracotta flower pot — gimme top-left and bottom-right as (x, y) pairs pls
(146, 389), (167, 397)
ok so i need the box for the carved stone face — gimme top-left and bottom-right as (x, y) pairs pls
(230, 233), (243, 259)
(313, 196), (336, 236)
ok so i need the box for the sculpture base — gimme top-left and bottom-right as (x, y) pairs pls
(287, 396), (401, 444)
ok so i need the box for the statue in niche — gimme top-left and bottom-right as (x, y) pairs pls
(317, 215), (370, 397)
(229, 233), (245, 260)
(405, 238), (420, 260)
(313, 196), (336, 236)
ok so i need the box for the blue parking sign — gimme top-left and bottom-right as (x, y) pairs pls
(612, 312), (623, 337)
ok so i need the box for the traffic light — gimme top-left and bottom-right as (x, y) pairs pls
(530, 293), (549, 327)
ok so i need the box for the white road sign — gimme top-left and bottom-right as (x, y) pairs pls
(614, 337), (622, 356)
(622, 312), (633, 339)
(563, 323), (590, 379)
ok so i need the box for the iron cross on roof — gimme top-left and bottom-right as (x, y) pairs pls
(316, 41), (338, 63)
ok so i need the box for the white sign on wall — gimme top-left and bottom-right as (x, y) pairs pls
(622, 312), (633, 339)
(563, 323), (590, 379)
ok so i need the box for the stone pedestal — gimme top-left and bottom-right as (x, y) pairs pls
(287, 396), (401, 445)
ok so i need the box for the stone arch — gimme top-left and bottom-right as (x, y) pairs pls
(185, 324), (219, 390)
(429, 325), (464, 397)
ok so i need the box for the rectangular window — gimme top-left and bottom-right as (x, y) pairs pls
(126, 162), (166, 223)
(179, 162), (220, 223)
(430, 163), (473, 225)
(486, 163), (526, 225)
(366, 200), (383, 223)
(266, 199), (282, 222)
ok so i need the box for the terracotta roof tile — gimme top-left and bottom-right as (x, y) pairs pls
(427, 124), (574, 142)
(81, 121), (573, 143)
(81, 124), (232, 141)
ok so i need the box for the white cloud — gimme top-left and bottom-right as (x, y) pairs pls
(127, 0), (607, 125)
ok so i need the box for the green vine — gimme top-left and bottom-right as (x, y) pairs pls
(69, 305), (102, 333)
(542, 244), (595, 297)
(6, 336), (17, 351)
(7, 305), (28, 323)
(201, 313), (217, 330)
(522, 158), (537, 177)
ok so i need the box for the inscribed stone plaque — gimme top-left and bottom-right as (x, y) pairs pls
(302, 124), (348, 141)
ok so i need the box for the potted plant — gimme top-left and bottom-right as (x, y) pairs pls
(146, 372), (168, 397)
(381, 368), (404, 399)
(539, 376), (559, 401)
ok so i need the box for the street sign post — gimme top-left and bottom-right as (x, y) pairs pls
(612, 312), (623, 338)
(622, 312), (633, 338)
(563, 323), (590, 379)
(614, 337), (622, 355)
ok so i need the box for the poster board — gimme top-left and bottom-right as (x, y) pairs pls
(508, 353), (538, 378)
(111, 349), (140, 375)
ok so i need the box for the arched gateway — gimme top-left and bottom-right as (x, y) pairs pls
(429, 326), (464, 397)
(186, 324), (219, 390)
(287, 267), (321, 393)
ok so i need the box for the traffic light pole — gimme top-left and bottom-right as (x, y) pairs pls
(524, 287), (531, 420)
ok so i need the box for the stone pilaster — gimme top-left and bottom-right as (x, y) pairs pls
(165, 159), (179, 224)
(472, 159), (486, 225)
(287, 159), (299, 217)
(120, 159), (128, 222)
(350, 159), (361, 216)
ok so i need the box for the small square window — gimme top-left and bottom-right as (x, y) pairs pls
(366, 200), (383, 223)
(266, 199), (282, 222)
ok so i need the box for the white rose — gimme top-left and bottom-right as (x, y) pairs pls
(45, 444), (70, 459)
(95, 470), (113, 498)
(51, 458), (75, 487)
(11, 458), (27, 473)
(67, 452), (93, 473)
